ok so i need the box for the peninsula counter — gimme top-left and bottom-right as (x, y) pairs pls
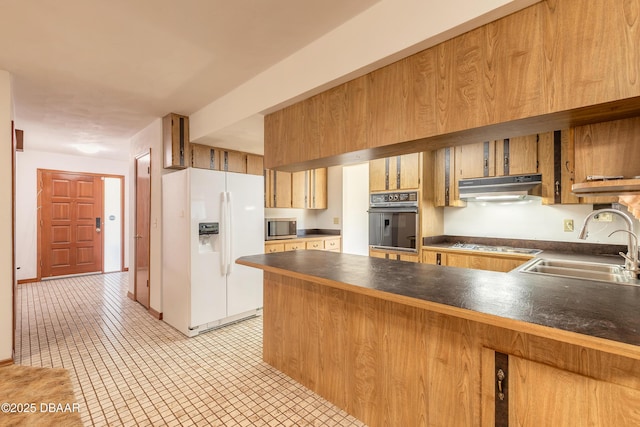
(237, 251), (640, 426)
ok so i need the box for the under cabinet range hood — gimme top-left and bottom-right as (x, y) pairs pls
(458, 174), (542, 201)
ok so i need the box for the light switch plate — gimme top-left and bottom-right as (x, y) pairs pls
(333, 217), (340, 225)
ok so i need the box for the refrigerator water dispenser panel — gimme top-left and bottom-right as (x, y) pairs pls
(198, 222), (219, 253)
(199, 222), (219, 235)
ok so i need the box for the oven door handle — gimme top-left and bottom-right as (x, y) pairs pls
(368, 207), (418, 214)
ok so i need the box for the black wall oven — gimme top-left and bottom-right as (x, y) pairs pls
(368, 191), (418, 253)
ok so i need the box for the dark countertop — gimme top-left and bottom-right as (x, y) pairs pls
(238, 251), (640, 359)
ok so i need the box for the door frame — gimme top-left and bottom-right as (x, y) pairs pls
(36, 169), (125, 281)
(134, 150), (151, 310)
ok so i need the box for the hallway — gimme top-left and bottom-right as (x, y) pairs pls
(15, 273), (365, 426)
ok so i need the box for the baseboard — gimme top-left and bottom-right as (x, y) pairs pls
(0, 358), (14, 367)
(127, 291), (135, 301)
(148, 307), (163, 320)
(17, 278), (39, 285)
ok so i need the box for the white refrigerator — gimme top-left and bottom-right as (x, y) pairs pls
(161, 168), (264, 337)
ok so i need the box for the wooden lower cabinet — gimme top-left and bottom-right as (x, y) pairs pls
(264, 271), (640, 427)
(369, 248), (420, 262)
(265, 236), (341, 254)
(422, 247), (532, 272)
(482, 348), (640, 426)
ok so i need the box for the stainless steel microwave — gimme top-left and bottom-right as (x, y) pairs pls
(265, 218), (297, 240)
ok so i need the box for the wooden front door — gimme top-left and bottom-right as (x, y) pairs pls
(40, 170), (104, 278)
(135, 153), (151, 309)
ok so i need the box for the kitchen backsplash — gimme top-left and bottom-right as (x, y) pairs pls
(444, 199), (640, 245)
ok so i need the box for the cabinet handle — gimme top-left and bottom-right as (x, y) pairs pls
(497, 369), (506, 401)
(555, 180), (560, 196)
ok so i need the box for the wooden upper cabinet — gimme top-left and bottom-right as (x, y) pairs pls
(495, 135), (538, 176)
(263, 0), (640, 170)
(490, 3), (546, 123)
(220, 149), (247, 174)
(573, 116), (640, 204)
(265, 170), (292, 208)
(437, 25), (493, 134)
(163, 113), (190, 169)
(246, 154), (264, 176)
(543, 0), (640, 113)
(367, 49), (437, 148)
(370, 153), (421, 192)
(291, 168), (327, 209)
(319, 78), (368, 158)
(456, 141), (496, 179)
(191, 143), (219, 170)
(433, 147), (464, 207)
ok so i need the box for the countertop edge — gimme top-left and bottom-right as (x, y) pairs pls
(237, 256), (640, 361)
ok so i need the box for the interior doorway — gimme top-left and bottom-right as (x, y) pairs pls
(37, 169), (125, 280)
(134, 152), (151, 309)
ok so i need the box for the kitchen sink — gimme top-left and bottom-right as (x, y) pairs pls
(519, 258), (640, 286)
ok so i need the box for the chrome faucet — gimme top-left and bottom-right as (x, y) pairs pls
(578, 208), (640, 278)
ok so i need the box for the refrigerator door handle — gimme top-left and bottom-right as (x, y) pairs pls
(221, 191), (228, 275)
(226, 191), (233, 275)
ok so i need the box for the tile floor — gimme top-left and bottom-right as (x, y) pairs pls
(15, 272), (367, 427)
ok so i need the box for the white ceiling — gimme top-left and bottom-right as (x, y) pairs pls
(0, 0), (381, 160)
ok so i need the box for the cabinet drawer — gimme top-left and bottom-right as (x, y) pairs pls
(324, 238), (341, 252)
(265, 243), (285, 254)
(284, 242), (304, 251)
(306, 240), (324, 250)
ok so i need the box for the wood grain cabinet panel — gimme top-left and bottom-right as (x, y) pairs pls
(543, 0), (640, 113)
(367, 60), (407, 148)
(573, 116), (640, 204)
(436, 25), (494, 134)
(495, 134), (538, 176)
(265, 169), (292, 208)
(246, 154), (264, 176)
(163, 113), (190, 169)
(319, 78), (368, 159)
(190, 143), (219, 170)
(369, 153), (421, 192)
(489, 2), (547, 123)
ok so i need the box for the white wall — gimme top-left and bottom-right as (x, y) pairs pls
(444, 199), (640, 245)
(0, 70), (13, 362)
(342, 163), (370, 256)
(316, 166), (343, 231)
(128, 118), (164, 313)
(15, 150), (129, 281)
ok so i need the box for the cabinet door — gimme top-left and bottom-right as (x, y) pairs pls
(323, 237), (341, 252)
(495, 135), (538, 176)
(163, 113), (190, 169)
(221, 150), (247, 174)
(264, 243), (285, 254)
(369, 249), (388, 259)
(481, 350), (640, 427)
(422, 250), (446, 266)
(305, 240), (323, 250)
(246, 154), (264, 176)
(284, 242), (304, 251)
(457, 141), (495, 179)
(310, 168), (327, 209)
(369, 158), (388, 192)
(291, 171), (307, 209)
(398, 253), (420, 263)
(190, 144), (219, 170)
(398, 153), (421, 189)
(574, 117), (640, 204)
(265, 170), (292, 208)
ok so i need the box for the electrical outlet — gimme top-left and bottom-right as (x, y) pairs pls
(595, 212), (613, 222)
(563, 219), (574, 232)
(333, 217), (340, 225)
